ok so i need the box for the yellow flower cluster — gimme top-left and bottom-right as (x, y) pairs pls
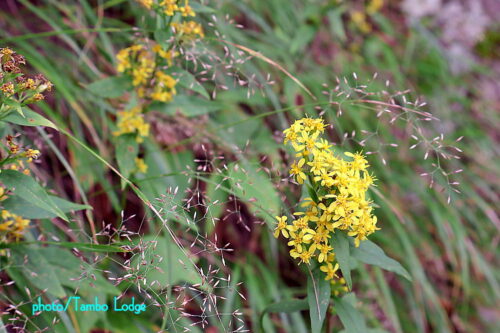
(114, 1), (205, 175)
(150, 71), (177, 102)
(135, 0), (195, 17)
(0, 209), (30, 243)
(116, 43), (178, 103)
(135, 157), (148, 173)
(113, 107), (150, 143)
(350, 0), (384, 34)
(1, 135), (41, 175)
(0, 48), (52, 110)
(162, 0), (195, 17)
(274, 118), (379, 284)
(136, 0), (153, 9)
(172, 21), (204, 38)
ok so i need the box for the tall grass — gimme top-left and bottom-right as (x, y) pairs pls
(0, 0), (498, 332)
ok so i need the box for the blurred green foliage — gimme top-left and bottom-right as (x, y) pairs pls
(0, 0), (498, 332)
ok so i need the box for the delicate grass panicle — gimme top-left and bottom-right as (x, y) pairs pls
(320, 74), (464, 203)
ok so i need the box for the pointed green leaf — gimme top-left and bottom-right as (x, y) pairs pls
(11, 245), (66, 298)
(228, 161), (280, 225)
(0, 170), (68, 221)
(2, 194), (90, 219)
(307, 268), (331, 333)
(157, 95), (221, 117)
(86, 75), (131, 98)
(115, 134), (138, 181)
(166, 66), (210, 99)
(131, 235), (202, 289)
(331, 232), (352, 289)
(41, 247), (120, 296)
(260, 298), (308, 332)
(335, 293), (368, 333)
(3, 108), (57, 129)
(351, 240), (411, 281)
(0, 241), (128, 253)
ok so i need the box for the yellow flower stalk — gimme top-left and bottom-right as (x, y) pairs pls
(275, 117), (379, 284)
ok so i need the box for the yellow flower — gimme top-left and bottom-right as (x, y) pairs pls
(178, 0), (195, 17)
(293, 207), (319, 223)
(367, 0), (384, 14)
(317, 243), (333, 263)
(113, 107), (150, 143)
(132, 53), (155, 86)
(136, 0), (153, 9)
(1, 83), (15, 96)
(351, 11), (371, 34)
(0, 220), (13, 232)
(172, 21), (204, 38)
(20, 78), (36, 91)
(135, 157), (148, 173)
(274, 216), (289, 238)
(150, 71), (177, 102)
(320, 262), (340, 280)
(331, 277), (349, 295)
(152, 44), (179, 66)
(22, 149), (41, 163)
(0, 210), (30, 242)
(297, 247), (315, 264)
(0, 187), (8, 201)
(0, 47), (14, 56)
(290, 158), (307, 184)
(160, 0), (179, 16)
(116, 44), (144, 73)
(345, 151), (369, 171)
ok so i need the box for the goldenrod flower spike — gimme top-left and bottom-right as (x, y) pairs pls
(274, 117), (379, 287)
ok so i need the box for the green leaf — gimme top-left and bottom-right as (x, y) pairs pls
(11, 245), (66, 298)
(45, 241), (129, 253)
(40, 247), (120, 296)
(307, 268), (331, 333)
(156, 95), (221, 117)
(115, 134), (138, 182)
(290, 24), (316, 54)
(351, 240), (411, 281)
(190, 2), (215, 13)
(335, 293), (368, 333)
(0, 170), (68, 221)
(260, 298), (308, 331)
(166, 66), (210, 99)
(86, 75), (131, 98)
(131, 235), (202, 289)
(331, 232), (352, 289)
(228, 161), (280, 225)
(2, 194), (90, 219)
(140, 148), (198, 231)
(154, 29), (173, 48)
(2, 108), (57, 129)
(263, 298), (309, 314)
(1, 241), (128, 253)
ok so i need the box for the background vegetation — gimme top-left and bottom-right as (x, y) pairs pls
(0, 0), (498, 332)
